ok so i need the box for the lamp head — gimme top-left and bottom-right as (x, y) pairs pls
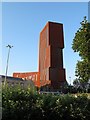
(6, 45), (13, 48)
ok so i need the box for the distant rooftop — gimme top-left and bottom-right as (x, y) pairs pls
(0, 75), (23, 81)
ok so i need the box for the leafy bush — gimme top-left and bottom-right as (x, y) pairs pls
(2, 84), (90, 120)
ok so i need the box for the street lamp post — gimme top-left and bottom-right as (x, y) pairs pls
(69, 76), (71, 93)
(4, 45), (13, 85)
(69, 77), (71, 86)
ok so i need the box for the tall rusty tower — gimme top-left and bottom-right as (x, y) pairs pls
(39, 22), (66, 89)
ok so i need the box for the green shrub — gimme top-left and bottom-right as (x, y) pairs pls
(2, 84), (90, 120)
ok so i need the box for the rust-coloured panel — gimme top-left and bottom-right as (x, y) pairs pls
(49, 22), (64, 48)
(50, 46), (63, 68)
(13, 72), (40, 87)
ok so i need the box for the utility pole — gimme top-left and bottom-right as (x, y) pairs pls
(4, 45), (13, 85)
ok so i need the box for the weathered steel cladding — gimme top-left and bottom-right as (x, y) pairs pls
(49, 22), (64, 48)
(13, 72), (40, 87)
(39, 22), (66, 89)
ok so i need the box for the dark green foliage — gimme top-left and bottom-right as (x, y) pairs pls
(75, 60), (90, 83)
(72, 16), (90, 84)
(72, 16), (90, 60)
(2, 85), (90, 120)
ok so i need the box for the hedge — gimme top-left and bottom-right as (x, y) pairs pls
(2, 84), (90, 120)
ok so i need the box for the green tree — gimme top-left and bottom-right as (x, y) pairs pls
(75, 60), (90, 83)
(72, 16), (90, 84)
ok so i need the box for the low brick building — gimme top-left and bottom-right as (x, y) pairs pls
(13, 72), (40, 87)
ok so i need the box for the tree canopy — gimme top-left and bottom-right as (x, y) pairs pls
(72, 16), (90, 84)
